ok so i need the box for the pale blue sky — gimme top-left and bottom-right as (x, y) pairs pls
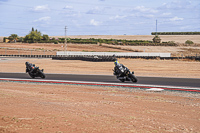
(0, 0), (199, 36)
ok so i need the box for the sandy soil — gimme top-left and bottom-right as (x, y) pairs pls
(1, 43), (200, 57)
(100, 44), (200, 57)
(0, 43), (128, 55)
(0, 82), (200, 133)
(0, 58), (200, 79)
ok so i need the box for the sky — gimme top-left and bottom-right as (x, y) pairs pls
(0, 0), (199, 36)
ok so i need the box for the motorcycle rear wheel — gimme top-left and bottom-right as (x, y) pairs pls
(119, 79), (125, 82)
(28, 72), (35, 78)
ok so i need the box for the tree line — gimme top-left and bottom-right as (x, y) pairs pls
(151, 32), (200, 35)
(3, 27), (194, 46)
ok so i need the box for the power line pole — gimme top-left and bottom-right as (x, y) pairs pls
(156, 20), (157, 36)
(64, 26), (67, 56)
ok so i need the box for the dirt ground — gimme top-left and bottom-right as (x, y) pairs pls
(0, 43), (128, 56)
(1, 42), (200, 57)
(0, 82), (200, 133)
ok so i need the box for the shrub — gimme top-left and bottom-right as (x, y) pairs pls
(18, 37), (23, 42)
(185, 40), (194, 44)
(152, 35), (161, 43)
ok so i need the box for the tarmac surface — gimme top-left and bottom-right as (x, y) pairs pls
(0, 72), (200, 88)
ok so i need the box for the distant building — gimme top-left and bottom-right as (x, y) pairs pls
(4, 38), (17, 43)
(4, 38), (10, 43)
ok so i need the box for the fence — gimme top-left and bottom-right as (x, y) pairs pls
(57, 51), (171, 58)
(1, 54), (200, 61)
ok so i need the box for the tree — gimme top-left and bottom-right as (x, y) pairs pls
(18, 37), (23, 42)
(8, 34), (18, 42)
(24, 28), (42, 43)
(42, 34), (49, 41)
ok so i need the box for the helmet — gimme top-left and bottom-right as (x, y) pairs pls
(114, 60), (119, 66)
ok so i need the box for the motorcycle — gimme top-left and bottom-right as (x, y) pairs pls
(113, 64), (138, 83)
(25, 62), (45, 79)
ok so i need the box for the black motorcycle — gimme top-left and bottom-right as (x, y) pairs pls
(25, 62), (45, 79)
(113, 64), (138, 83)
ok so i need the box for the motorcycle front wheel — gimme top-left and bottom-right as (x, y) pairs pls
(39, 71), (45, 79)
(129, 74), (138, 82)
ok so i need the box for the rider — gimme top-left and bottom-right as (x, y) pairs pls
(25, 62), (37, 73)
(113, 60), (128, 77)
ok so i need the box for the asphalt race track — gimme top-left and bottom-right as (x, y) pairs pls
(0, 72), (200, 88)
